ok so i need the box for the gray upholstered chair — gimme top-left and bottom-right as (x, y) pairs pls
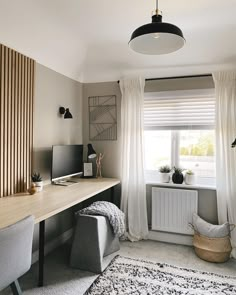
(0, 215), (34, 295)
(70, 214), (120, 273)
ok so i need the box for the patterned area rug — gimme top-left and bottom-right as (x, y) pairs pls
(85, 255), (236, 295)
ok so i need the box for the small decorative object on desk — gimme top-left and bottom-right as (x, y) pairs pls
(185, 170), (195, 185)
(28, 183), (37, 195)
(83, 162), (93, 177)
(159, 165), (171, 183)
(31, 172), (43, 192)
(96, 153), (104, 178)
(172, 167), (184, 184)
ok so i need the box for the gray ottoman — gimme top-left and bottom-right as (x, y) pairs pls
(70, 214), (120, 273)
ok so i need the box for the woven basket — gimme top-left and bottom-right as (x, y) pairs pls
(193, 231), (232, 263)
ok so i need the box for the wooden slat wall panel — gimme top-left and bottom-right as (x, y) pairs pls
(0, 46), (3, 197)
(0, 44), (35, 197)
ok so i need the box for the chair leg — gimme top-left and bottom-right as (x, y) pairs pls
(10, 280), (22, 295)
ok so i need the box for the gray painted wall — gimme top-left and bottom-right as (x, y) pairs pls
(32, 63), (83, 251)
(82, 82), (122, 206)
(83, 77), (218, 225)
(34, 63), (83, 181)
(83, 82), (122, 178)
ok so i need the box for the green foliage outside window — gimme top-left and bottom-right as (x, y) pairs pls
(180, 132), (214, 157)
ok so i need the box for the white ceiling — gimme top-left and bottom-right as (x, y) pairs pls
(0, 0), (235, 83)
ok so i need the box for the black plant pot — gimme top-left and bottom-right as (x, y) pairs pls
(172, 173), (184, 184)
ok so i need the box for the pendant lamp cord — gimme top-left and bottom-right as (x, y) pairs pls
(156, 0), (158, 9)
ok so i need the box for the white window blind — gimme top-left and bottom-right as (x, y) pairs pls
(144, 89), (215, 130)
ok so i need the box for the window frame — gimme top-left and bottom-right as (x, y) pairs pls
(143, 89), (216, 186)
(144, 129), (216, 186)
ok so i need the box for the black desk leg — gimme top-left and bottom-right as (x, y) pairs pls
(38, 220), (45, 287)
(10, 280), (22, 295)
(111, 186), (115, 204)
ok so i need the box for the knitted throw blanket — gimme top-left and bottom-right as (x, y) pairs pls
(79, 201), (125, 238)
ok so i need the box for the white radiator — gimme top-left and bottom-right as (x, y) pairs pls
(152, 187), (198, 235)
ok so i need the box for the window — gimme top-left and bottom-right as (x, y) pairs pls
(179, 130), (215, 178)
(145, 130), (171, 169)
(144, 89), (216, 185)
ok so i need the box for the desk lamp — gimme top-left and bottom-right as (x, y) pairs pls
(87, 144), (97, 177)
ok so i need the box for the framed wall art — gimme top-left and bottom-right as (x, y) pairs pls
(89, 95), (117, 141)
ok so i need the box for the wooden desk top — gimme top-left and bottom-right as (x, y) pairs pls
(0, 178), (120, 228)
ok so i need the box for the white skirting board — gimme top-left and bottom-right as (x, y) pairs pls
(31, 227), (193, 265)
(32, 228), (74, 264)
(148, 230), (193, 246)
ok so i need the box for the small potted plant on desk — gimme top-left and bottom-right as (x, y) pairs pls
(172, 167), (184, 184)
(159, 165), (171, 183)
(31, 172), (43, 192)
(185, 170), (195, 185)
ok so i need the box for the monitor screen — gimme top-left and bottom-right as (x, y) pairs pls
(51, 145), (83, 181)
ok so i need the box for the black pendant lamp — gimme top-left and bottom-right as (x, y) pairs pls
(129, 0), (185, 55)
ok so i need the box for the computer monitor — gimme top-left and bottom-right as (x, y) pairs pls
(51, 144), (83, 184)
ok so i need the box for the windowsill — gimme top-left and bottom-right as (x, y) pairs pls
(145, 181), (216, 190)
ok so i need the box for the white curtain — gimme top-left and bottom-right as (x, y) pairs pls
(213, 71), (236, 258)
(119, 77), (149, 241)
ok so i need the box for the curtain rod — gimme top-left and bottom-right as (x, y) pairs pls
(117, 74), (212, 83)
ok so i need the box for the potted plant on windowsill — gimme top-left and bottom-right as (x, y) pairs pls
(159, 165), (171, 183)
(31, 172), (43, 192)
(185, 170), (195, 185)
(172, 167), (184, 184)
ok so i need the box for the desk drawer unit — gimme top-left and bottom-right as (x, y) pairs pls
(152, 187), (198, 235)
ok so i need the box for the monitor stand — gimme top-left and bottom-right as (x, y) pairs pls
(69, 176), (81, 183)
(52, 179), (79, 186)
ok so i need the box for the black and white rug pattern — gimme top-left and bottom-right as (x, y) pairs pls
(85, 255), (236, 295)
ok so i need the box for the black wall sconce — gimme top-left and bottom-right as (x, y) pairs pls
(59, 107), (73, 119)
(232, 138), (236, 148)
